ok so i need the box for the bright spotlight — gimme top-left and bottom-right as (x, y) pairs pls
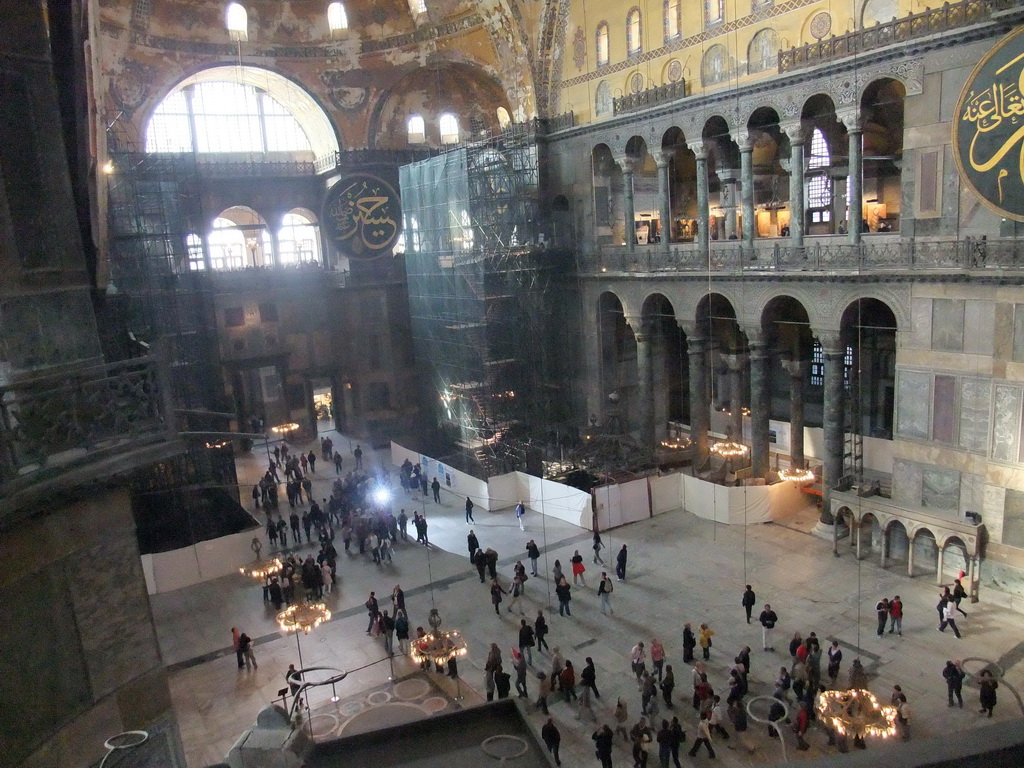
(374, 488), (391, 504)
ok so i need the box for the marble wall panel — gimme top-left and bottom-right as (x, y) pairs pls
(959, 472), (984, 516)
(909, 298), (931, 350)
(1002, 488), (1024, 549)
(965, 300), (994, 357)
(892, 458), (923, 508)
(896, 370), (931, 439)
(931, 298), (964, 351)
(985, 484), (1006, 543)
(922, 466), (960, 511)
(932, 374), (956, 443)
(959, 377), (991, 454)
(992, 383), (1022, 463)
(1012, 304), (1024, 362)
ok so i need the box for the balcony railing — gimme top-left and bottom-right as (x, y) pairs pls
(779, 0), (1003, 74)
(614, 81), (688, 116)
(580, 236), (1024, 275)
(0, 354), (174, 488)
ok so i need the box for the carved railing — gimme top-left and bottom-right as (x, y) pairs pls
(0, 354), (175, 487)
(614, 81), (688, 116)
(581, 236), (1024, 275)
(779, 0), (998, 73)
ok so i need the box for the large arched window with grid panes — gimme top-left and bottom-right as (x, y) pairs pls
(705, 0), (724, 25)
(806, 128), (833, 226)
(439, 113), (459, 144)
(226, 2), (248, 41)
(407, 114), (425, 144)
(327, 2), (348, 34)
(626, 8), (643, 56)
(747, 28), (778, 74)
(664, 0), (681, 41)
(278, 211), (321, 265)
(596, 23), (610, 67)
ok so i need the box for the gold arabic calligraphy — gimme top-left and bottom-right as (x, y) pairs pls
(961, 51), (1024, 203)
(329, 178), (398, 252)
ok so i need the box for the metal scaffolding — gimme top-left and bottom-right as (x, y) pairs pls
(401, 125), (569, 474)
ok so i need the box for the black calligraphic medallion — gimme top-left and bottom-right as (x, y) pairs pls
(953, 26), (1024, 222)
(323, 173), (402, 259)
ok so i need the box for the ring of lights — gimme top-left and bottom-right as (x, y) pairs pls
(481, 735), (529, 760)
(745, 694), (789, 725)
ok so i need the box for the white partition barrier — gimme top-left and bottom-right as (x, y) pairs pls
(594, 483), (623, 532)
(618, 477), (651, 525)
(681, 474), (805, 524)
(390, 441), (491, 510)
(143, 529), (258, 595)
(650, 474), (683, 516)
(487, 472), (520, 512)
(519, 473), (592, 528)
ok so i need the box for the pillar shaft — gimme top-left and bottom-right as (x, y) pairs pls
(789, 137), (805, 247)
(624, 166), (636, 253)
(688, 335), (710, 465)
(695, 149), (710, 261)
(848, 128), (863, 245)
(781, 359), (806, 469)
(749, 341), (770, 478)
(821, 337), (845, 526)
(741, 145), (755, 246)
(636, 330), (654, 446)
(657, 153), (672, 255)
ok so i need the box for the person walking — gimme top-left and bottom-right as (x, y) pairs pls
(495, 665), (512, 700)
(516, 500), (526, 531)
(688, 713), (716, 758)
(581, 656), (601, 699)
(527, 539), (540, 576)
(630, 717), (654, 768)
(380, 610), (395, 655)
(741, 585), (756, 624)
(630, 641), (647, 682)
(535, 672), (552, 715)
(793, 700), (811, 750)
(490, 578), (507, 615)
(937, 589), (951, 629)
(952, 579), (969, 617)
(698, 624), (714, 660)
(682, 623), (696, 663)
(616, 544), (628, 581)
(939, 599), (963, 638)
(353, 444), (363, 469)
(365, 591), (380, 635)
(650, 638), (666, 682)
(395, 609), (410, 655)
(571, 550), (587, 586)
(231, 627), (244, 668)
(661, 664), (675, 708)
(889, 595), (904, 635)
(514, 650), (529, 698)
(465, 496), (475, 523)
(614, 698), (630, 742)
(707, 696), (729, 741)
(593, 530), (605, 564)
(468, 530), (480, 562)
(555, 577), (572, 617)
(560, 659), (578, 702)
(657, 720), (673, 768)
(827, 640), (843, 685)
(593, 724), (614, 768)
(668, 716), (685, 767)
(759, 604), (778, 651)
(431, 477), (441, 503)
(239, 631), (257, 670)
(535, 610), (550, 652)
(541, 718), (562, 766)
(518, 618), (536, 666)
(978, 669), (998, 717)
(875, 597), (890, 637)
(641, 671), (658, 716)
(508, 574), (526, 615)
(943, 659), (965, 707)
(599, 571), (614, 614)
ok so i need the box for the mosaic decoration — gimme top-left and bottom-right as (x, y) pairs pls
(110, 59), (155, 112)
(667, 59), (683, 82)
(573, 26), (586, 70)
(323, 174), (401, 260)
(953, 25), (1024, 221)
(809, 11), (832, 40)
(320, 70), (366, 112)
(630, 72), (645, 94)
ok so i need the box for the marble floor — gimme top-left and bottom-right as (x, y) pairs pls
(154, 430), (1024, 767)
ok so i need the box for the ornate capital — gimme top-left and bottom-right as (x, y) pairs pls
(780, 358), (808, 378)
(654, 149), (673, 169)
(815, 331), (843, 355)
(615, 155), (638, 174)
(836, 108), (862, 133)
(781, 121), (805, 145)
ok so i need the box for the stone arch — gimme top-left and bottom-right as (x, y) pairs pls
(598, 291), (636, 433)
(858, 511), (881, 557)
(860, 78), (905, 232)
(911, 526), (939, 577)
(860, 0), (898, 29)
(641, 293), (687, 433)
(883, 518), (910, 568)
(659, 126), (698, 243)
(941, 535), (972, 584)
(841, 298), (898, 439)
(593, 143), (624, 244)
(210, 206), (271, 268)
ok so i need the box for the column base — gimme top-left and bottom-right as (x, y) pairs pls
(811, 521), (842, 542)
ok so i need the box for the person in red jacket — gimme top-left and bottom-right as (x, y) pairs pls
(889, 595), (904, 636)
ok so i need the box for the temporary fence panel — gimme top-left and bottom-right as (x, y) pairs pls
(650, 473), (684, 516)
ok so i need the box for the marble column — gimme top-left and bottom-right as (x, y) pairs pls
(748, 335), (770, 479)
(687, 334), (710, 466)
(786, 125), (805, 248)
(620, 156), (637, 253)
(722, 353), (746, 441)
(847, 126), (863, 245)
(820, 333), (845, 526)
(656, 151), (672, 256)
(692, 144), (710, 261)
(781, 358), (806, 469)
(635, 328), (654, 446)
(721, 170), (738, 240)
(740, 142), (755, 247)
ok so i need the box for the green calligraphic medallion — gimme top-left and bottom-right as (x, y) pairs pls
(953, 26), (1024, 222)
(323, 173), (402, 258)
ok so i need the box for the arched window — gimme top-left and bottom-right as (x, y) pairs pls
(208, 217), (247, 270)
(186, 233), (205, 271)
(807, 128), (833, 224)
(701, 44), (731, 85)
(496, 107), (511, 129)
(705, 0), (724, 25)
(747, 28), (779, 74)
(327, 2), (348, 34)
(595, 81), (612, 117)
(626, 8), (643, 57)
(861, 0), (897, 28)
(408, 0), (426, 15)
(439, 113), (459, 145)
(226, 2), (248, 41)
(596, 23), (610, 67)
(278, 212), (321, 265)
(146, 81), (314, 154)
(407, 114), (426, 144)
(664, 0), (680, 41)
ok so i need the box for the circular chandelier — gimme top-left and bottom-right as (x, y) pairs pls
(239, 557), (283, 581)
(272, 422), (300, 434)
(278, 601), (332, 635)
(778, 467), (815, 484)
(412, 609), (467, 666)
(816, 688), (897, 740)
(660, 438), (691, 450)
(711, 440), (748, 458)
